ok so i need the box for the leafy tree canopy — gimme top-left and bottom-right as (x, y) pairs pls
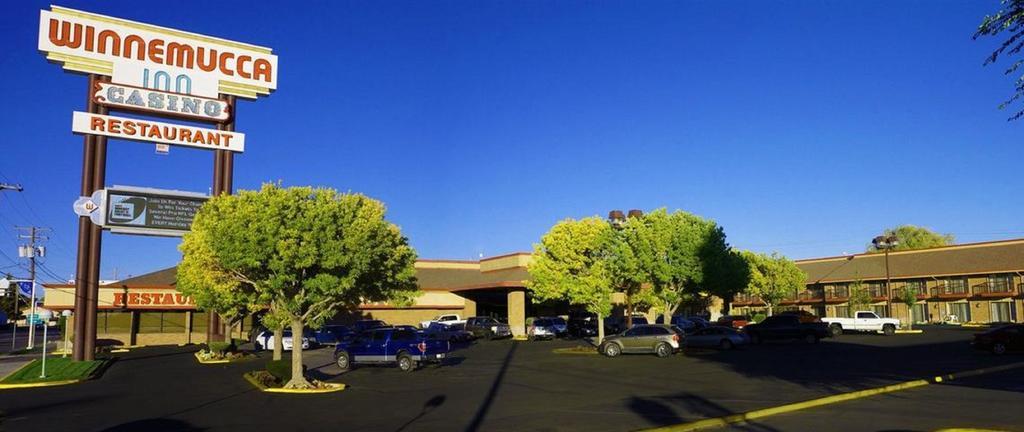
(976, 0), (1024, 120)
(740, 251), (805, 316)
(867, 225), (954, 252)
(527, 216), (615, 319)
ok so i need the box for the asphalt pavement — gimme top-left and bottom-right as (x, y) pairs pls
(0, 325), (1019, 432)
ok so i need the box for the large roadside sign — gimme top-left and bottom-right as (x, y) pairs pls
(74, 186), (208, 237)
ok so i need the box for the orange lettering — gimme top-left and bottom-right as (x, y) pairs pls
(90, 116), (105, 132)
(112, 293), (125, 307)
(128, 293), (140, 305)
(218, 52), (235, 76)
(108, 119), (121, 134)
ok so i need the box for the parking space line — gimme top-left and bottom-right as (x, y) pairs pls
(639, 361), (1024, 432)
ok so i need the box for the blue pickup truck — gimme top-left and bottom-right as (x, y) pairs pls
(334, 327), (450, 372)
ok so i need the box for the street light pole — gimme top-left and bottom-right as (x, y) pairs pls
(873, 234), (899, 318)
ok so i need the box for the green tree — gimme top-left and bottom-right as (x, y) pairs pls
(975, 0), (1024, 121)
(606, 215), (649, 328)
(527, 217), (616, 343)
(628, 209), (735, 325)
(895, 285), (919, 330)
(178, 184), (418, 388)
(847, 279), (873, 314)
(867, 225), (954, 252)
(739, 251), (805, 317)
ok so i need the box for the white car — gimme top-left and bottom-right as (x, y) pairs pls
(821, 311), (902, 336)
(420, 314), (464, 329)
(254, 330), (310, 351)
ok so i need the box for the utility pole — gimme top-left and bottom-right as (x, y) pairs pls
(18, 226), (48, 349)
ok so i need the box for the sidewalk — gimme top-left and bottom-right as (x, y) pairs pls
(0, 355), (32, 380)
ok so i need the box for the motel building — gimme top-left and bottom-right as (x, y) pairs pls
(729, 239), (1024, 325)
(43, 253), (536, 346)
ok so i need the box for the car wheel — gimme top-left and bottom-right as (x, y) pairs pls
(397, 354), (415, 372)
(720, 339), (734, 350)
(804, 333), (819, 344)
(603, 343), (621, 358)
(336, 352), (351, 371)
(654, 342), (671, 358)
(830, 324), (843, 337)
(993, 343), (1007, 355)
(882, 324), (896, 336)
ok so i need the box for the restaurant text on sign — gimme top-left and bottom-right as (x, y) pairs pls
(112, 292), (195, 308)
(72, 112), (245, 152)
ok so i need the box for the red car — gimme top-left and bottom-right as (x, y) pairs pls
(717, 315), (750, 329)
(972, 324), (1024, 355)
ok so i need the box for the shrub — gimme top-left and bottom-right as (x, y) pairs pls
(752, 313), (767, 323)
(208, 342), (234, 355)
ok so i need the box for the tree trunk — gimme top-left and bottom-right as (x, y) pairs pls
(272, 326), (284, 361)
(907, 306), (914, 331)
(596, 312), (605, 345)
(767, 304), (774, 317)
(284, 318), (311, 389)
(663, 301), (673, 326)
(626, 292), (633, 329)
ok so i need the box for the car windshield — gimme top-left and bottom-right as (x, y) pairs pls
(535, 319), (551, 326)
(551, 318), (566, 325)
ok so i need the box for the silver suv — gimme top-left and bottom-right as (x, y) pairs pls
(599, 324), (683, 358)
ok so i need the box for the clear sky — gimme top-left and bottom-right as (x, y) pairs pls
(1, 0), (1022, 282)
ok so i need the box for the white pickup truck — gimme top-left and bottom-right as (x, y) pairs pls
(821, 311), (901, 336)
(419, 314), (464, 329)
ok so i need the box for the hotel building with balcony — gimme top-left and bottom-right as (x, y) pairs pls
(729, 239), (1024, 324)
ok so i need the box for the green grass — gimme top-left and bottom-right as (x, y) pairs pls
(1, 357), (108, 384)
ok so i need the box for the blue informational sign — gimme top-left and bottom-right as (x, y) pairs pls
(16, 281), (43, 300)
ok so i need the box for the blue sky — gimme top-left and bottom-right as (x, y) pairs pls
(1, 1), (1022, 282)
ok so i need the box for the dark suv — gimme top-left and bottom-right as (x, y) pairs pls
(465, 316), (512, 340)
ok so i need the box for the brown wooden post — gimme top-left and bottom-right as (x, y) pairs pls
(83, 99), (109, 361)
(73, 75), (98, 361)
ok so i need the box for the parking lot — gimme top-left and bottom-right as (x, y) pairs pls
(0, 325), (1021, 431)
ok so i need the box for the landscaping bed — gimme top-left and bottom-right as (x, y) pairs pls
(553, 345), (599, 355)
(0, 358), (109, 387)
(242, 360), (345, 394)
(194, 342), (255, 364)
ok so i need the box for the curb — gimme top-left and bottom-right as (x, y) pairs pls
(640, 360), (1024, 432)
(895, 330), (923, 334)
(0, 379), (82, 390)
(193, 352), (230, 364)
(243, 372), (346, 394)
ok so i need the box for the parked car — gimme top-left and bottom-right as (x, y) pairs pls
(528, 318), (559, 340)
(567, 316), (599, 337)
(684, 326), (749, 350)
(419, 313), (464, 329)
(335, 327), (450, 372)
(311, 327), (340, 346)
(686, 316), (712, 329)
(321, 324), (354, 343)
(656, 316), (700, 333)
(599, 324), (684, 358)
(742, 315), (831, 344)
(779, 310), (822, 323)
(717, 315), (750, 329)
(821, 311), (902, 336)
(353, 319), (388, 333)
(545, 316), (568, 336)
(605, 315), (649, 334)
(254, 329), (311, 351)
(425, 322), (474, 343)
(465, 316), (513, 339)
(972, 324), (1024, 355)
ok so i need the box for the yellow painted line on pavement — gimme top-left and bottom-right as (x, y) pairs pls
(640, 360), (1024, 432)
(0, 379), (81, 390)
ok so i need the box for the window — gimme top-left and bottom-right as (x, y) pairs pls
(393, 330), (415, 341)
(948, 302), (971, 322)
(990, 302), (1016, 323)
(649, 327), (669, 335)
(912, 304), (929, 323)
(834, 306), (850, 318)
(856, 312), (876, 319)
(624, 327), (642, 337)
(987, 274), (1014, 294)
(370, 331), (387, 343)
(905, 280), (926, 292)
(872, 306), (889, 318)
(942, 278), (968, 294)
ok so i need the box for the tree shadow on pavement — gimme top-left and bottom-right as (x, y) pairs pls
(394, 394), (446, 432)
(629, 394), (780, 432)
(464, 341), (517, 432)
(100, 418), (203, 431)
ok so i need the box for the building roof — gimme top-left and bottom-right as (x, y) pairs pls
(51, 252), (533, 292)
(797, 239), (1024, 283)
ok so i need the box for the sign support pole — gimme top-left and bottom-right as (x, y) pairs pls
(73, 75), (99, 362)
(84, 100), (108, 360)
